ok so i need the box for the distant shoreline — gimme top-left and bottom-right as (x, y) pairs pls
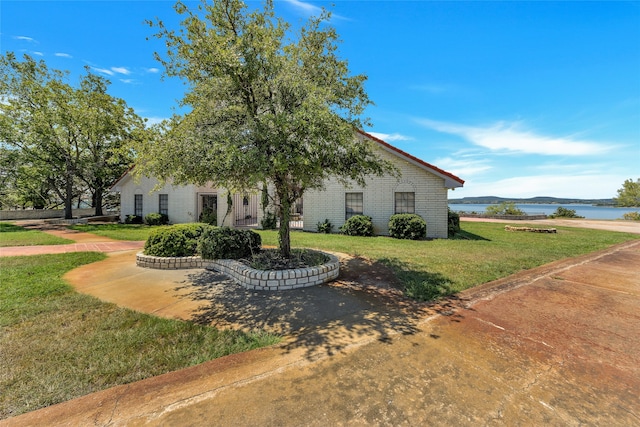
(449, 196), (616, 206)
(449, 202), (638, 220)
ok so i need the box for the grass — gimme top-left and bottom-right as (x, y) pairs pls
(255, 221), (639, 300)
(68, 221), (639, 300)
(69, 223), (161, 241)
(0, 253), (280, 419)
(0, 222), (73, 247)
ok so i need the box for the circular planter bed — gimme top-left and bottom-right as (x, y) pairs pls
(136, 251), (340, 291)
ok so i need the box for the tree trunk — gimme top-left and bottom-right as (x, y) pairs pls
(64, 178), (73, 219)
(277, 190), (292, 259)
(94, 189), (104, 216)
(63, 160), (73, 219)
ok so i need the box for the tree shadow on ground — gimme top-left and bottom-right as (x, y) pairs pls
(168, 257), (472, 360)
(171, 255), (473, 361)
(453, 229), (491, 241)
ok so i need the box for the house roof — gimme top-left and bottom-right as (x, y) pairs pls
(357, 129), (465, 189)
(111, 131), (465, 191)
(109, 165), (135, 191)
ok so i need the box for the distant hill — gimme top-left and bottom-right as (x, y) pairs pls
(448, 196), (615, 205)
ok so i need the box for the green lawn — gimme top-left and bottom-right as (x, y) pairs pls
(69, 223), (161, 241)
(68, 221), (639, 300)
(2, 222), (636, 417)
(0, 222), (73, 247)
(256, 221), (639, 300)
(0, 253), (280, 419)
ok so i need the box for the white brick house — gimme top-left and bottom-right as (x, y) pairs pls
(110, 131), (464, 238)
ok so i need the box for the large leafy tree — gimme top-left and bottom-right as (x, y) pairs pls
(0, 146), (59, 209)
(0, 53), (144, 218)
(613, 178), (640, 207)
(74, 73), (147, 216)
(139, 0), (395, 257)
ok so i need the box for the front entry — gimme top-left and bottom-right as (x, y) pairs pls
(199, 194), (217, 225)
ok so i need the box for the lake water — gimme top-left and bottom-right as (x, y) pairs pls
(448, 203), (638, 220)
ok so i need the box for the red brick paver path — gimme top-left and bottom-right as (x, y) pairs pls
(0, 241), (144, 257)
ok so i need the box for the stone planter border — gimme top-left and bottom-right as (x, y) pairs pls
(136, 251), (340, 291)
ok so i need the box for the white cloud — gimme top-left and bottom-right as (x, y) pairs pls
(418, 118), (612, 156)
(282, 0), (347, 20)
(368, 132), (413, 143)
(457, 174), (625, 199)
(111, 67), (131, 75)
(145, 67), (160, 73)
(433, 156), (492, 178)
(31, 51), (44, 56)
(283, 0), (323, 15)
(13, 35), (36, 43)
(55, 53), (73, 58)
(92, 67), (115, 76)
(119, 79), (137, 84)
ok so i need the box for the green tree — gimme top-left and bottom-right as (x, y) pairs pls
(0, 147), (59, 209)
(74, 72), (146, 216)
(485, 202), (525, 216)
(613, 178), (640, 207)
(138, 0), (395, 257)
(0, 53), (143, 218)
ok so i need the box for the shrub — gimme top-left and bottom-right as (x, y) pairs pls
(448, 208), (460, 237)
(548, 206), (584, 219)
(388, 214), (426, 240)
(623, 211), (640, 221)
(144, 223), (209, 257)
(247, 249), (330, 270)
(125, 214), (143, 224)
(316, 219), (333, 234)
(144, 212), (169, 226)
(199, 209), (217, 225)
(340, 215), (374, 237)
(485, 202), (525, 216)
(260, 211), (278, 230)
(199, 227), (262, 260)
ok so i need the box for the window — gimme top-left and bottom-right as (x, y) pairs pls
(395, 192), (415, 214)
(345, 192), (363, 219)
(159, 194), (168, 216)
(134, 194), (143, 217)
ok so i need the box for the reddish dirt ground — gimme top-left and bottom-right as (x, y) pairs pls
(5, 238), (639, 426)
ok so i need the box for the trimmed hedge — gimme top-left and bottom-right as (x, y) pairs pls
(388, 214), (426, 240)
(448, 208), (460, 237)
(199, 227), (262, 260)
(340, 215), (374, 237)
(144, 213), (169, 226)
(316, 219), (333, 234)
(144, 223), (209, 257)
(125, 214), (143, 224)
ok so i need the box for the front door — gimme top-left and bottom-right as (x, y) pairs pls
(199, 194), (217, 225)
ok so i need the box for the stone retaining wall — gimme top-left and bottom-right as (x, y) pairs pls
(136, 252), (340, 291)
(505, 225), (557, 233)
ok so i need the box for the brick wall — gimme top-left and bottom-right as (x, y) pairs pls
(303, 143), (450, 238)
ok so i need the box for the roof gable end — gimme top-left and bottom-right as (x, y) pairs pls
(357, 130), (464, 188)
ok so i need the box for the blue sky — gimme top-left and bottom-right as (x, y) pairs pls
(2, 0), (639, 199)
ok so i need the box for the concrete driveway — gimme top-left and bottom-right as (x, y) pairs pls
(5, 239), (639, 426)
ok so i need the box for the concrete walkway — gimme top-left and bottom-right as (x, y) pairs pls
(3, 230), (639, 425)
(0, 221), (144, 257)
